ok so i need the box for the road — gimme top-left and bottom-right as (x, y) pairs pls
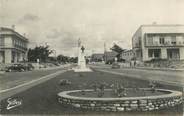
(90, 64), (184, 87)
(0, 66), (183, 115)
(0, 65), (73, 101)
(0, 65), (72, 91)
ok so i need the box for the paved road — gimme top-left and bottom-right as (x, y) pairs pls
(0, 65), (71, 91)
(0, 65), (73, 101)
(90, 64), (184, 87)
(0, 69), (182, 115)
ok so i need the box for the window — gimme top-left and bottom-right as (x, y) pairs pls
(148, 50), (153, 57)
(147, 37), (153, 45)
(0, 37), (4, 46)
(159, 37), (165, 44)
(171, 36), (176, 44)
(148, 49), (161, 58)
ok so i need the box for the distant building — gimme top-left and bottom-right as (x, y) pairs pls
(132, 25), (184, 62)
(0, 27), (29, 63)
(121, 49), (135, 62)
(91, 53), (104, 62)
(104, 51), (118, 64)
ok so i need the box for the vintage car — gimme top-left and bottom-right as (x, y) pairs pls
(5, 63), (34, 72)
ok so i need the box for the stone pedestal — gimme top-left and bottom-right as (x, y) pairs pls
(74, 52), (92, 72)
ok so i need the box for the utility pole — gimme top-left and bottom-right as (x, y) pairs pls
(104, 42), (107, 63)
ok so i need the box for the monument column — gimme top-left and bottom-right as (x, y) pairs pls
(74, 39), (92, 72)
(78, 39), (81, 66)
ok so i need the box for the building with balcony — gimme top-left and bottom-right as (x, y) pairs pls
(0, 27), (28, 63)
(132, 25), (184, 62)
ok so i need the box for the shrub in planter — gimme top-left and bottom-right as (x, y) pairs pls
(59, 79), (71, 86)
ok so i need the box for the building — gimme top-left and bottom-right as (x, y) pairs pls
(0, 27), (28, 63)
(121, 49), (135, 62)
(104, 51), (118, 64)
(132, 25), (184, 62)
(91, 53), (104, 62)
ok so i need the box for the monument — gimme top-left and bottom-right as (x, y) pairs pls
(74, 39), (92, 72)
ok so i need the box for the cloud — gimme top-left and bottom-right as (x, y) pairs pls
(1, 0), (184, 56)
(46, 28), (78, 52)
(18, 13), (39, 24)
(46, 29), (61, 39)
(23, 14), (39, 21)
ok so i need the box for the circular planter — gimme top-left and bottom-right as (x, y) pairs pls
(57, 88), (183, 112)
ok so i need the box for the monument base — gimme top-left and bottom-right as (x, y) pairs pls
(73, 66), (92, 72)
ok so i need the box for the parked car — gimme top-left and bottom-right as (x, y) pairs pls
(5, 64), (27, 72)
(23, 63), (34, 71)
(111, 62), (120, 69)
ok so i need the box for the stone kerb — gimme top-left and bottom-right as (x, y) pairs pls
(57, 89), (183, 112)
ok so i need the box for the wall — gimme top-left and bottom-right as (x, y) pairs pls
(142, 25), (184, 34)
(132, 27), (143, 61)
(4, 36), (12, 48)
(4, 49), (12, 63)
(58, 89), (183, 112)
(0, 51), (4, 63)
(180, 47), (184, 60)
(132, 27), (142, 49)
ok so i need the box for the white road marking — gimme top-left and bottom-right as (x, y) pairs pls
(0, 70), (67, 93)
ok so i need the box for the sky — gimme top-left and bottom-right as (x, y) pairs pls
(0, 0), (184, 56)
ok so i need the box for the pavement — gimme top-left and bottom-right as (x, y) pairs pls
(90, 64), (184, 87)
(0, 64), (72, 101)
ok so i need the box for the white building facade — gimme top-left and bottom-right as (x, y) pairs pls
(132, 25), (184, 62)
(0, 27), (28, 64)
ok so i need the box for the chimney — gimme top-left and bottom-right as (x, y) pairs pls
(11, 25), (15, 30)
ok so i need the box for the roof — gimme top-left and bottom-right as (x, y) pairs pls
(140, 24), (184, 27)
(122, 49), (133, 53)
(132, 24), (184, 38)
(0, 27), (28, 41)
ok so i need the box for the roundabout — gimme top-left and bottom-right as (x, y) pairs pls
(57, 88), (183, 112)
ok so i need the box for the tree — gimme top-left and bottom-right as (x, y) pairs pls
(27, 45), (53, 62)
(57, 54), (70, 63)
(69, 57), (78, 63)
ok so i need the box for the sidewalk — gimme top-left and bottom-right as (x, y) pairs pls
(132, 66), (184, 71)
(35, 64), (72, 71)
(90, 63), (184, 72)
